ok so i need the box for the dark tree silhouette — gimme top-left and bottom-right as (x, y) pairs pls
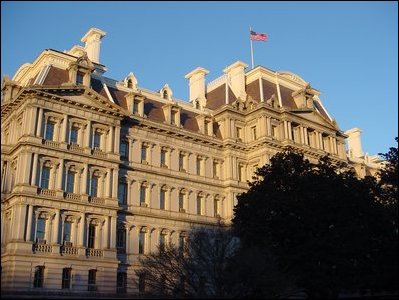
(233, 148), (398, 298)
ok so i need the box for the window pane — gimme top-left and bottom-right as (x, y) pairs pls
(140, 186), (146, 203)
(45, 123), (54, 140)
(118, 182), (127, 205)
(88, 224), (95, 248)
(197, 197), (201, 215)
(41, 167), (50, 189)
(120, 142), (128, 159)
(160, 189), (165, 210)
(63, 222), (72, 242)
(34, 266), (44, 288)
(139, 232), (145, 254)
(91, 176), (98, 197)
(141, 146), (147, 161)
(70, 127), (78, 144)
(36, 218), (46, 240)
(62, 268), (71, 289)
(179, 193), (184, 209)
(159, 234), (165, 251)
(66, 171), (75, 193)
(88, 270), (97, 291)
(93, 132), (101, 148)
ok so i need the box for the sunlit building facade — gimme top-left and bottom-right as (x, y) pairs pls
(1, 28), (382, 296)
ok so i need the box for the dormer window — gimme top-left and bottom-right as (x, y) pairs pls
(133, 101), (139, 114)
(163, 90), (168, 99)
(171, 111), (176, 125)
(76, 72), (84, 85)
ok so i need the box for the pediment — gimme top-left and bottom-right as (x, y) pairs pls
(292, 109), (338, 130)
(30, 87), (128, 117)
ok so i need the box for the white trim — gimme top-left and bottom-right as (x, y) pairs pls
(34, 64), (51, 85)
(102, 83), (115, 104)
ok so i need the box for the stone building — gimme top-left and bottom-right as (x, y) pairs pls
(1, 28), (382, 296)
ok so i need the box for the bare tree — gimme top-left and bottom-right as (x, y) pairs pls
(135, 227), (239, 298)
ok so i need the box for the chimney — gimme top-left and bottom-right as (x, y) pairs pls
(223, 61), (248, 100)
(81, 28), (106, 64)
(345, 128), (364, 158)
(185, 67), (209, 103)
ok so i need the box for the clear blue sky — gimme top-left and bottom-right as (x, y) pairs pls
(2, 1), (398, 156)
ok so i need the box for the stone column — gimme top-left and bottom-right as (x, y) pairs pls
(25, 205), (33, 241)
(56, 159), (64, 190)
(112, 169), (118, 199)
(78, 213), (85, 247)
(108, 126), (114, 153)
(31, 153), (39, 186)
(36, 108), (43, 137)
(110, 216), (116, 249)
(114, 125), (121, 153)
(84, 120), (91, 148)
(60, 114), (68, 143)
(81, 165), (88, 194)
(52, 209), (60, 244)
(103, 217), (109, 249)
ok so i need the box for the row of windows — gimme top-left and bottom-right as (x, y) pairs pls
(34, 266), (131, 292)
(117, 183), (222, 216)
(34, 266), (96, 290)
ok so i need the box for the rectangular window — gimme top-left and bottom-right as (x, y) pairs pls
(36, 218), (46, 241)
(41, 167), (50, 189)
(171, 111), (176, 125)
(66, 171), (75, 193)
(251, 126), (257, 141)
(120, 141), (128, 160)
(133, 101), (139, 114)
(76, 72), (84, 85)
(160, 150), (166, 167)
(214, 199), (219, 217)
(213, 161), (219, 178)
(178, 236), (185, 253)
(33, 266), (44, 288)
(93, 131), (101, 149)
(204, 120), (209, 135)
(238, 165), (244, 182)
(196, 157), (201, 176)
(236, 127), (242, 140)
(117, 272), (127, 294)
(196, 196), (202, 215)
(160, 189), (165, 210)
(141, 145), (147, 162)
(179, 153), (185, 171)
(179, 192), (184, 210)
(90, 176), (98, 197)
(63, 222), (72, 242)
(272, 125), (278, 139)
(159, 234), (166, 251)
(62, 268), (72, 289)
(70, 127), (78, 144)
(140, 186), (146, 204)
(118, 182), (127, 205)
(139, 232), (145, 254)
(45, 122), (54, 141)
(88, 224), (95, 248)
(88, 270), (97, 291)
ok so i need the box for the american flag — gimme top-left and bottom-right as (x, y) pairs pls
(250, 30), (267, 41)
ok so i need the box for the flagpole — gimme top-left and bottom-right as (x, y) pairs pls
(250, 26), (254, 69)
